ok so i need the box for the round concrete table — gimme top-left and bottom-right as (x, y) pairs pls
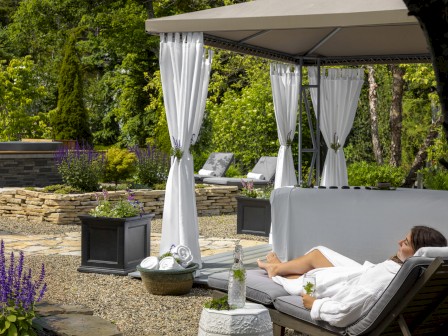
(198, 302), (273, 336)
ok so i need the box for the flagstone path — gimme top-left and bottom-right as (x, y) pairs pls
(0, 231), (265, 257)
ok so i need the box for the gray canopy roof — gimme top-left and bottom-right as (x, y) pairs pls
(145, 0), (430, 65)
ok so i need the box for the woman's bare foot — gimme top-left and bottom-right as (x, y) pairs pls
(266, 251), (282, 264)
(257, 259), (279, 278)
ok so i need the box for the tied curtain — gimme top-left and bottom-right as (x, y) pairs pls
(308, 67), (364, 186)
(159, 32), (213, 268)
(270, 63), (300, 189)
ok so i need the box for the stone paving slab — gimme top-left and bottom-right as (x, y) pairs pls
(0, 232), (265, 257)
(34, 313), (123, 336)
(36, 303), (94, 317)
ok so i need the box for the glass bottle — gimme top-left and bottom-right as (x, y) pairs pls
(228, 243), (246, 308)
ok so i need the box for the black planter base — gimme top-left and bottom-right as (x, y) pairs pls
(236, 196), (271, 237)
(77, 265), (136, 276)
(78, 214), (154, 276)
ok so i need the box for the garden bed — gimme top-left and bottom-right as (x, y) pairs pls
(0, 186), (239, 225)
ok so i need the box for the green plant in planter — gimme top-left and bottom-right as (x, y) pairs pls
(90, 189), (143, 218)
(241, 180), (273, 199)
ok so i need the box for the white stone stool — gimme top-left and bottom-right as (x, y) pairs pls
(198, 302), (273, 336)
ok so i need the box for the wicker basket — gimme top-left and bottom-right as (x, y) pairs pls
(137, 263), (199, 296)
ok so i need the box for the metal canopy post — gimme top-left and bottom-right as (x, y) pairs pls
(298, 59), (321, 186)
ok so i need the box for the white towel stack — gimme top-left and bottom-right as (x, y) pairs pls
(172, 245), (193, 268)
(159, 256), (184, 270)
(139, 245), (194, 270)
(140, 256), (159, 270)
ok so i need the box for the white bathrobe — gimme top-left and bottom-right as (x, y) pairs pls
(272, 246), (401, 328)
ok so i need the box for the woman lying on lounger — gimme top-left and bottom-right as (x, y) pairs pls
(257, 225), (447, 328)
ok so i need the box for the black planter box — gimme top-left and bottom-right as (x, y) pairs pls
(78, 214), (154, 275)
(236, 196), (271, 237)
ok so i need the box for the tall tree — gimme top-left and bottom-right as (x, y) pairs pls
(389, 65), (405, 167)
(402, 116), (442, 187)
(366, 65), (383, 164)
(50, 29), (91, 142)
(403, 0), (448, 169)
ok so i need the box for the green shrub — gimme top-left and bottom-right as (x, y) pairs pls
(225, 164), (243, 177)
(153, 182), (166, 190)
(101, 183), (130, 191)
(104, 147), (137, 185)
(193, 151), (210, 172)
(420, 167), (448, 190)
(55, 143), (104, 192)
(131, 146), (169, 188)
(347, 161), (406, 187)
(43, 184), (82, 194)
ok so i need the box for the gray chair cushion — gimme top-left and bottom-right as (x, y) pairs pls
(251, 156), (277, 181)
(195, 152), (234, 182)
(202, 156), (277, 188)
(202, 177), (272, 188)
(273, 296), (344, 334)
(207, 269), (289, 305)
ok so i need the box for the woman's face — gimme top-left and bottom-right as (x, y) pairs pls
(397, 232), (415, 262)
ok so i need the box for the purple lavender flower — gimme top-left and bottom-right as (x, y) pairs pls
(126, 189), (135, 201)
(0, 239), (46, 316)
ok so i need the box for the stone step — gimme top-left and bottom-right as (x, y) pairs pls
(34, 303), (122, 336)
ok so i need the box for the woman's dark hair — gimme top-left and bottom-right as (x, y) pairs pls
(411, 226), (447, 252)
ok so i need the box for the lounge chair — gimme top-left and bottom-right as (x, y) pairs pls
(202, 156), (277, 188)
(194, 152), (234, 182)
(208, 247), (448, 336)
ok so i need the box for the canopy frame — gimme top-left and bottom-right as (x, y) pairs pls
(203, 33), (431, 66)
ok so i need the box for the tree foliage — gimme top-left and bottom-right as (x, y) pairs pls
(50, 29), (91, 142)
(209, 56), (278, 171)
(0, 56), (50, 140)
(1, 0), (445, 189)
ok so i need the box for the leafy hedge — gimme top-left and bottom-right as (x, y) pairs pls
(347, 161), (406, 187)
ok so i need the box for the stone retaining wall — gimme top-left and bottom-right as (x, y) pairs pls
(0, 186), (239, 225)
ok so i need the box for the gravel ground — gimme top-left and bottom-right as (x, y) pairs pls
(1, 215), (301, 336)
(0, 214), (268, 243)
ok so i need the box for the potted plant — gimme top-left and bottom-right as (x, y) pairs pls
(236, 180), (272, 237)
(78, 190), (154, 275)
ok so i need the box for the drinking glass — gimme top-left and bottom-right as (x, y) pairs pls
(302, 274), (316, 296)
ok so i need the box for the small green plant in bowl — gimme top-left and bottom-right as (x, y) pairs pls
(204, 295), (235, 311)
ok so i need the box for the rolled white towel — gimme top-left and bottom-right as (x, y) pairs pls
(140, 256), (159, 270)
(247, 172), (265, 180)
(198, 169), (216, 176)
(172, 245), (193, 267)
(159, 256), (183, 270)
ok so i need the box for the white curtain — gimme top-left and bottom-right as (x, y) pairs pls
(270, 63), (300, 189)
(159, 32), (213, 268)
(308, 67), (364, 186)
